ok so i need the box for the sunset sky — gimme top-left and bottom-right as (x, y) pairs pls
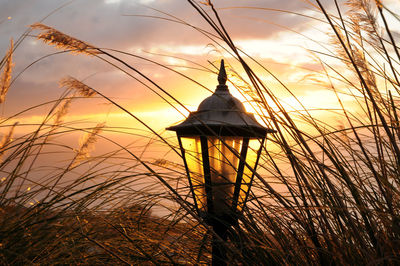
(1, 0), (399, 140)
(1, 0), (400, 215)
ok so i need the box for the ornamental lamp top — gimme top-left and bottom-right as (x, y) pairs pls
(167, 59), (275, 137)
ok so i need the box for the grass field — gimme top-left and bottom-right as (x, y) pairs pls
(1, 0), (400, 264)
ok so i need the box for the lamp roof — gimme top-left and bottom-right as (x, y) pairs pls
(167, 60), (275, 137)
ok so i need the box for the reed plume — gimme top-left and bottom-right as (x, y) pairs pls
(30, 23), (100, 56)
(72, 122), (105, 167)
(53, 98), (72, 126)
(59, 76), (97, 97)
(0, 122), (18, 159)
(0, 39), (14, 104)
(330, 22), (378, 96)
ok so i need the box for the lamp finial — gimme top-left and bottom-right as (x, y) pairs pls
(217, 59), (227, 86)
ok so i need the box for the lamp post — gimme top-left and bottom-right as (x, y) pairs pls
(167, 60), (275, 265)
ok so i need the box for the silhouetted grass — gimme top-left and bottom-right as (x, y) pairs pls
(1, 0), (400, 265)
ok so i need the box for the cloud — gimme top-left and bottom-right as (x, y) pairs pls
(1, 0), (324, 52)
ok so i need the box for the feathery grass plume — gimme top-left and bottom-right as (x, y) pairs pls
(346, 0), (379, 40)
(48, 97), (73, 137)
(53, 98), (72, 127)
(330, 24), (379, 96)
(59, 76), (97, 97)
(30, 23), (100, 56)
(0, 39), (14, 103)
(72, 123), (105, 167)
(0, 122), (18, 159)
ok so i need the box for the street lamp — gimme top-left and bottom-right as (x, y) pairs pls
(167, 60), (275, 265)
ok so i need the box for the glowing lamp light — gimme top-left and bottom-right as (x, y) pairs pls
(167, 60), (275, 265)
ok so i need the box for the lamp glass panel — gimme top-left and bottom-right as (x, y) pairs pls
(237, 138), (262, 211)
(181, 136), (207, 212)
(208, 137), (243, 215)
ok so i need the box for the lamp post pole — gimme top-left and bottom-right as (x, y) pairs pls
(212, 220), (228, 266)
(167, 60), (275, 265)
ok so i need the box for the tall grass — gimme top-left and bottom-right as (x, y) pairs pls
(1, 0), (400, 264)
(186, 0), (400, 264)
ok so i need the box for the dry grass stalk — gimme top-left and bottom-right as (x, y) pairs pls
(72, 123), (105, 167)
(59, 76), (96, 97)
(0, 122), (18, 159)
(0, 39), (14, 104)
(30, 23), (100, 56)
